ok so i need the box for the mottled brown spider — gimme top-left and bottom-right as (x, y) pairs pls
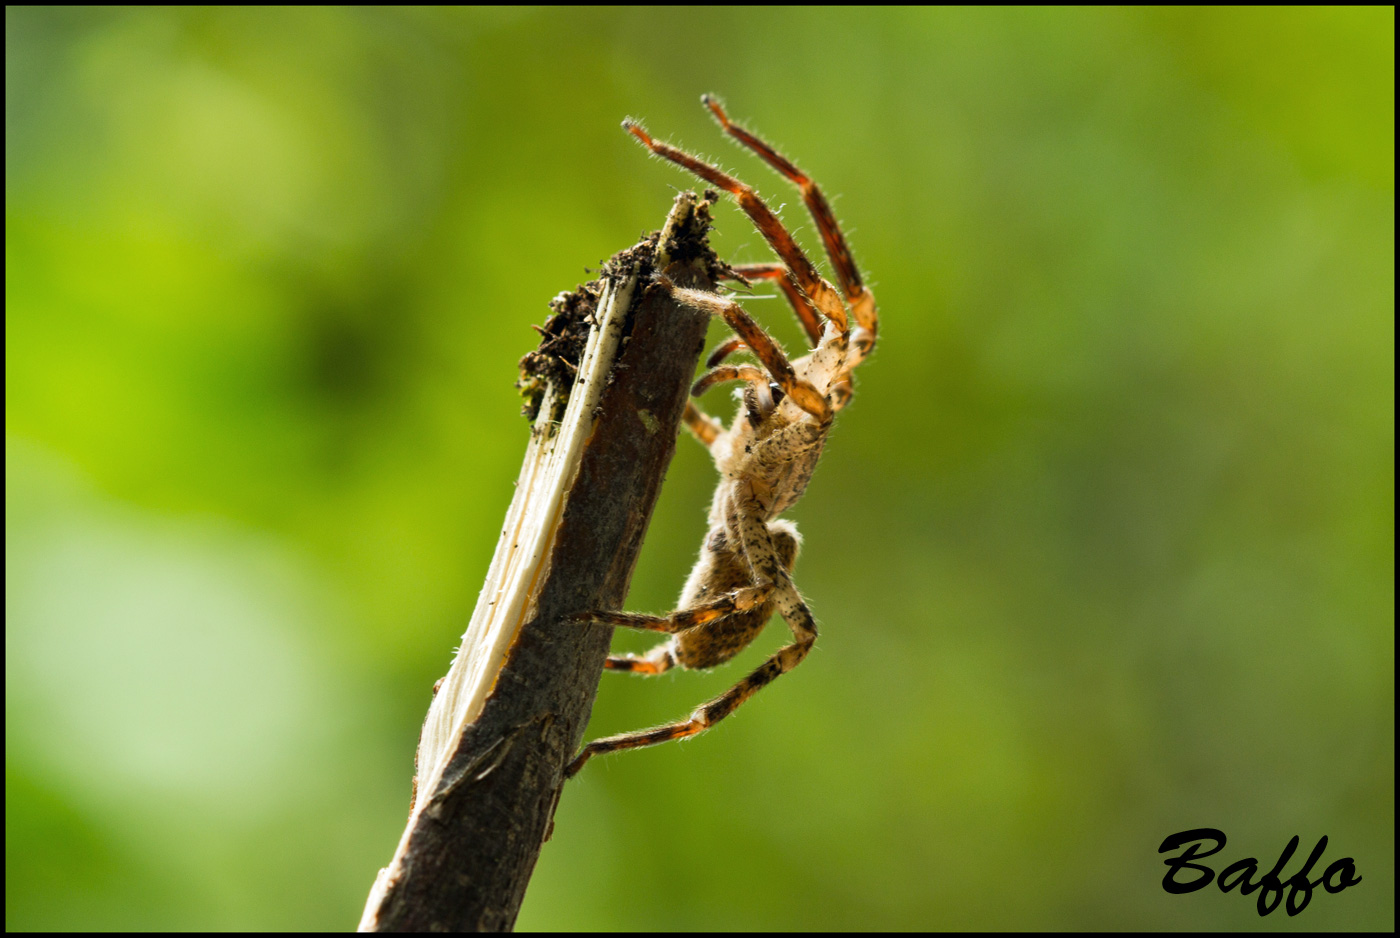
(564, 95), (878, 778)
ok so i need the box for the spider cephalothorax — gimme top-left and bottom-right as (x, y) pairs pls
(565, 95), (879, 777)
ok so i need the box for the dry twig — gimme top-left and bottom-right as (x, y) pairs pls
(359, 191), (722, 932)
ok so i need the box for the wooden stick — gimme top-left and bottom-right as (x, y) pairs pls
(360, 191), (721, 932)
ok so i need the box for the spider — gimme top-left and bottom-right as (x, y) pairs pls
(564, 95), (878, 778)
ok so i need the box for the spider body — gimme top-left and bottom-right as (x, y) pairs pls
(669, 520), (800, 671)
(565, 95), (878, 777)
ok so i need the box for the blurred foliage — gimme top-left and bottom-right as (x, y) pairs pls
(5, 7), (1392, 931)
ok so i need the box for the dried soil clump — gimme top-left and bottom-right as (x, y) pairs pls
(516, 190), (725, 427)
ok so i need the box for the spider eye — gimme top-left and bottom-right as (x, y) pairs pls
(768, 382), (785, 405)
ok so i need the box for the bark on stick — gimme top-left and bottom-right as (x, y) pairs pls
(360, 191), (721, 932)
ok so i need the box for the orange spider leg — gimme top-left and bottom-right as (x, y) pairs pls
(722, 262), (853, 409)
(704, 334), (749, 369)
(565, 633), (811, 778)
(623, 117), (848, 333)
(682, 400), (723, 446)
(565, 496), (816, 780)
(690, 363), (782, 428)
(568, 584), (773, 634)
(604, 644), (676, 675)
(662, 279), (830, 422)
(702, 94), (878, 359)
(724, 263), (825, 348)
(691, 363), (768, 398)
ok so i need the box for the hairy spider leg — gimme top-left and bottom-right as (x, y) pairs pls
(604, 643), (677, 675)
(567, 582), (775, 635)
(704, 334), (749, 369)
(622, 118), (848, 334)
(691, 363), (768, 397)
(691, 363), (785, 428)
(564, 497), (817, 779)
(682, 400), (723, 446)
(723, 263), (855, 410)
(701, 94), (878, 363)
(579, 522), (797, 674)
(627, 106), (867, 402)
(664, 280), (831, 422)
(723, 263), (825, 348)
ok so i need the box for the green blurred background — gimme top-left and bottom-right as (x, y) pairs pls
(6, 7), (1392, 931)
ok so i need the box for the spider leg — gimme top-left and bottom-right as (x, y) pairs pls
(702, 95), (878, 360)
(567, 583), (773, 634)
(703, 334), (749, 369)
(691, 363), (779, 428)
(567, 621), (813, 778)
(605, 642), (678, 675)
(565, 502), (816, 779)
(682, 400), (722, 447)
(691, 363), (768, 397)
(662, 279), (830, 422)
(723, 262), (853, 409)
(723, 263), (824, 347)
(623, 117), (847, 333)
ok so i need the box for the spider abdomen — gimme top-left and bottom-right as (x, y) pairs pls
(672, 521), (801, 669)
(674, 604), (777, 670)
